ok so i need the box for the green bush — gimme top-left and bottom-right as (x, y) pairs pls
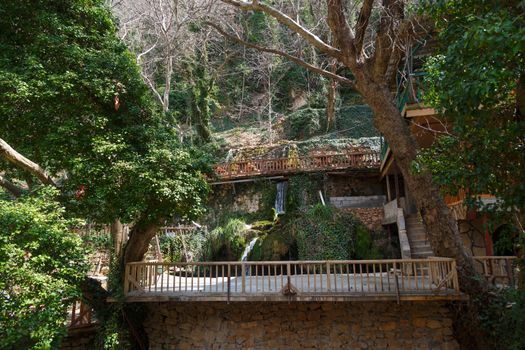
(159, 230), (207, 263)
(0, 189), (88, 349)
(204, 219), (247, 261)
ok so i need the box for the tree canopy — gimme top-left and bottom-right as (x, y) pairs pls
(0, 0), (210, 226)
(420, 0), (525, 228)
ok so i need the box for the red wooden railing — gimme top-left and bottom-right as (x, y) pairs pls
(214, 151), (380, 180)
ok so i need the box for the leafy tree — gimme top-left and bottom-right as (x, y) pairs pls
(0, 0), (210, 264)
(420, 0), (525, 221)
(0, 188), (88, 349)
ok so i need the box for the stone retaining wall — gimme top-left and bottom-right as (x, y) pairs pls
(145, 302), (459, 350)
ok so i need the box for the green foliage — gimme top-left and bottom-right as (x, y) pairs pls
(295, 205), (380, 260)
(0, 188), (88, 349)
(476, 288), (525, 350)
(80, 228), (112, 252)
(159, 230), (207, 263)
(287, 174), (324, 211)
(0, 0), (210, 225)
(204, 219), (247, 261)
(419, 0), (525, 219)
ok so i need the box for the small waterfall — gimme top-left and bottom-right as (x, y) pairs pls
(274, 181), (288, 218)
(225, 149), (235, 162)
(241, 237), (259, 262)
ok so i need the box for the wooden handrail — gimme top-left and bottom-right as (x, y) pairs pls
(473, 256), (518, 287)
(68, 300), (96, 329)
(213, 151), (380, 180)
(123, 258), (460, 298)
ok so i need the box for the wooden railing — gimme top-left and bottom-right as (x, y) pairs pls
(473, 256), (519, 287)
(67, 300), (96, 329)
(213, 151), (380, 180)
(160, 225), (197, 235)
(123, 258), (460, 301)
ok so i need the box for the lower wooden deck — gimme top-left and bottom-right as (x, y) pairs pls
(123, 259), (465, 302)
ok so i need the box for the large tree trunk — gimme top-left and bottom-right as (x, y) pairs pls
(123, 219), (161, 263)
(356, 77), (492, 349)
(356, 75), (484, 294)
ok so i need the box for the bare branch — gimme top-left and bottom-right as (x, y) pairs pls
(0, 137), (56, 187)
(206, 21), (355, 87)
(0, 174), (23, 197)
(220, 0), (342, 59)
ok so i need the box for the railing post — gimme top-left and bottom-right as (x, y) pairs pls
(123, 263), (130, 295)
(241, 263), (246, 294)
(451, 260), (459, 292)
(326, 261), (331, 292)
(227, 264), (231, 304)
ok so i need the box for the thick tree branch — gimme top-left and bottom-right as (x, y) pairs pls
(206, 21), (355, 87)
(370, 0), (405, 81)
(0, 174), (23, 197)
(0, 137), (56, 187)
(220, 0), (342, 59)
(354, 0), (375, 54)
(326, 0), (357, 63)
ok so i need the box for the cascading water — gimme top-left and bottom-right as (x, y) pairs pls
(225, 149), (235, 162)
(241, 237), (259, 276)
(274, 181), (288, 219)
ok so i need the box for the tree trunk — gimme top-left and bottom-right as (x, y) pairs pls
(355, 74), (485, 295)
(111, 219), (124, 257)
(123, 220), (161, 263)
(326, 78), (336, 131)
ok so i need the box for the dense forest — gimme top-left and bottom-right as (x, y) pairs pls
(0, 0), (524, 349)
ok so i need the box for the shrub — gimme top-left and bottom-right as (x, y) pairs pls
(204, 219), (247, 261)
(0, 189), (88, 349)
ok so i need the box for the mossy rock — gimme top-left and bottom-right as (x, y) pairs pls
(248, 230), (294, 261)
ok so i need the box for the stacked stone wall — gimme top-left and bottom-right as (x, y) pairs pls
(145, 302), (459, 350)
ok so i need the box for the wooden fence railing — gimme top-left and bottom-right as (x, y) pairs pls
(67, 300), (96, 329)
(213, 151), (380, 180)
(473, 256), (519, 287)
(123, 258), (460, 299)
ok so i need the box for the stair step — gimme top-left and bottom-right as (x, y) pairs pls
(410, 249), (434, 255)
(410, 241), (432, 249)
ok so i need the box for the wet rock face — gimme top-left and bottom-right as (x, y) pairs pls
(145, 302), (459, 350)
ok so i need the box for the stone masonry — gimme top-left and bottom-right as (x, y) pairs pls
(145, 302), (459, 350)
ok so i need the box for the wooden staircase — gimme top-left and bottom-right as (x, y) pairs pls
(405, 214), (434, 258)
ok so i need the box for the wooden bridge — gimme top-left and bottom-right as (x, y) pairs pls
(213, 150), (380, 182)
(123, 258), (466, 302)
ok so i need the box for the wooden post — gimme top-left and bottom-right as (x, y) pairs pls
(451, 260), (459, 292)
(326, 261), (331, 292)
(123, 263), (130, 295)
(227, 264), (231, 304)
(386, 175), (392, 202)
(241, 264), (246, 293)
(394, 172), (400, 205)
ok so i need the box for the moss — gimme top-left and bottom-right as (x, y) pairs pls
(294, 204), (382, 261)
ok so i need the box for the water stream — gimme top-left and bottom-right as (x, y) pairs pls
(241, 237), (259, 262)
(274, 181), (288, 218)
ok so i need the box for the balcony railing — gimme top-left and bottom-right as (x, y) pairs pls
(473, 256), (519, 287)
(213, 151), (380, 181)
(123, 258), (462, 302)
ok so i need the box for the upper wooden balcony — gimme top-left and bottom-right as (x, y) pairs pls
(122, 258), (465, 303)
(213, 151), (380, 182)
